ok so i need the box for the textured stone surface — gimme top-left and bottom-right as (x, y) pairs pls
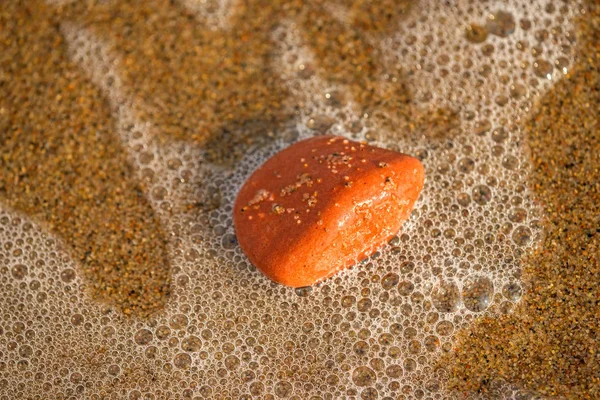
(234, 136), (424, 287)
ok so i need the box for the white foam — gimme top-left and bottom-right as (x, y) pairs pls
(0, 0), (582, 398)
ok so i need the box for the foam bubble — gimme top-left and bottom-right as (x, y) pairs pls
(0, 0), (583, 398)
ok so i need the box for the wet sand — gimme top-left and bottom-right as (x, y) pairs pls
(0, 0), (598, 398)
(444, 4), (600, 398)
(0, 2), (170, 317)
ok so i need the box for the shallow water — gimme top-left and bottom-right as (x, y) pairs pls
(0, 0), (583, 398)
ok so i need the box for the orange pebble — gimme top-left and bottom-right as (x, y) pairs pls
(233, 136), (425, 287)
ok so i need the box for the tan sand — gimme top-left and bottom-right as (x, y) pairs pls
(443, 3), (600, 398)
(0, 0), (597, 397)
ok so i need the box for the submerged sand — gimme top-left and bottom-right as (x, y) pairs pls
(0, 0), (598, 398)
(444, 4), (600, 398)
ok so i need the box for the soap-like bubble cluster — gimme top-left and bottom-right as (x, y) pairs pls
(0, 0), (582, 398)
